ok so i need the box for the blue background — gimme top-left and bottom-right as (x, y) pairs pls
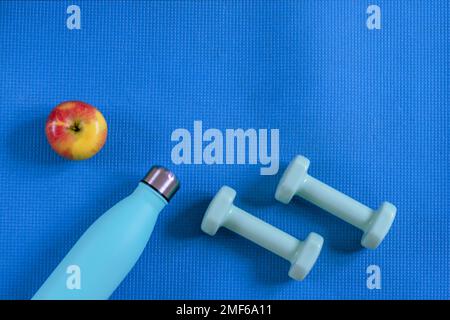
(0, 1), (449, 299)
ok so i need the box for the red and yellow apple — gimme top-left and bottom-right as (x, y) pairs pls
(45, 101), (107, 160)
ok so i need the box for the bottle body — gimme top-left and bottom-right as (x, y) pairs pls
(33, 182), (167, 300)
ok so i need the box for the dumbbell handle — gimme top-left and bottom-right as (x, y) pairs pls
(297, 175), (373, 230)
(224, 206), (301, 262)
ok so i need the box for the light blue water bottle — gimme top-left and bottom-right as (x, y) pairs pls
(32, 166), (179, 300)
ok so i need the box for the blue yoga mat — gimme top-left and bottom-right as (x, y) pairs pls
(0, 1), (448, 299)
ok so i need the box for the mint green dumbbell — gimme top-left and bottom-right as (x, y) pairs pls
(201, 186), (324, 280)
(275, 155), (396, 249)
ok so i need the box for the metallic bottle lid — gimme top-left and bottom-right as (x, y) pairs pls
(142, 166), (180, 202)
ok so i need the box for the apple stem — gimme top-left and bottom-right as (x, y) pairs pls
(70, 121), (81, 132)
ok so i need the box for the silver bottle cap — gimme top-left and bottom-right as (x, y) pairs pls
(142, 166), (180, 201)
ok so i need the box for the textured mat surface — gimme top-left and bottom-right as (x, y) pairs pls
(0, 1), (449, 299)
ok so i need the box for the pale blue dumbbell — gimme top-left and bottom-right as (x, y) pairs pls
(275, 155), (396, 249)
(201, 186), (324, 281)
(275, 156), (397, 249)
